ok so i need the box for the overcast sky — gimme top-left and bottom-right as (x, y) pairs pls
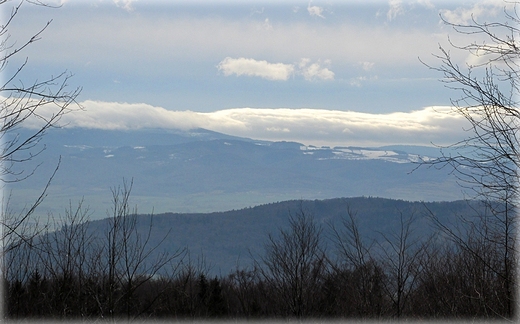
(7, 0), (510, 147)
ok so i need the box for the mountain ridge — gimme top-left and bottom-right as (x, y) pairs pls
(8, 127), (463, 217)
(56, 196), (483, 276)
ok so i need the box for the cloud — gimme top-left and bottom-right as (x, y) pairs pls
(250, 7), (264, 16)
(69, 101), (214, 130)
(258, 18), (273, 31)
(19, 99), (469, 147)
(113, 0), (136, 11)
(387, 0), (404, 21)
(204, 107), (459, 147)
(45, 0), (70, 5)
(350, 62), (377, 86)
(217, 57), (294, 81)
(416, 0), (434, 10)
(23, 6), (453, 79)
(218, 57), (334, 81)
(360, 61), (375, 71)
(299, 59), (334, 81)
(439, 1), (513, 25)
(307, 4), (325, 18)
(349, 76), (378, 87)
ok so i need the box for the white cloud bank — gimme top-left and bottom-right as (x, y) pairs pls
(217, 57), (334, 81)
(21, 100), (469, 148)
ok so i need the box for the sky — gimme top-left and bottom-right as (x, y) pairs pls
(6, 0), (512, 147)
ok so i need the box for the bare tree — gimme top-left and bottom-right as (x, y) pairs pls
(1, 0), (81, 180)
(420, 2), (518, 318)
(37, 200), (93, 317)
(376, 210), (428, 318)
(421, 4), (519, 202)
(226, 267), (262, 317)
(102, 179), (184, 320)
(256, 206), (327, 318)
(328, 206), (385, 317)
(1, 0), (81, 264)
(422, 200), (515, 318)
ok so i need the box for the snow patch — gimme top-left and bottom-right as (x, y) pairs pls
(64, 144), (92, 151)
(298, 145), (433, 163)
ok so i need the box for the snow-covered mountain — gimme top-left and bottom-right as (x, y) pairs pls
(7, 127), (462, 219)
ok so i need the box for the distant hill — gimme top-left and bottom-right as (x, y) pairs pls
(78, 197), (482, 276)
(7, 127), (463, 219)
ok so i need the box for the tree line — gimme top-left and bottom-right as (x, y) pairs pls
(2, 186), (515, 320)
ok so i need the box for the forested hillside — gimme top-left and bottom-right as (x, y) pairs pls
(84, 197), (482, 274)
(4, 196), (514, 320)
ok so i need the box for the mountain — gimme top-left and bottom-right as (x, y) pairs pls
(7, 127), (463, 218)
